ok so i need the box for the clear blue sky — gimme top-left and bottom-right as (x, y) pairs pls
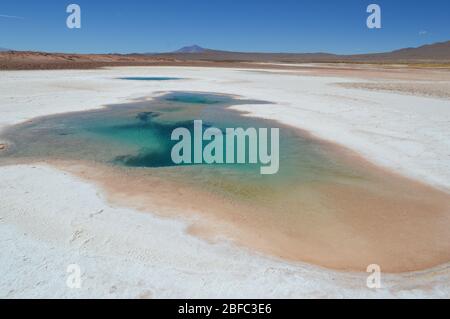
(1, 0), (449, 54)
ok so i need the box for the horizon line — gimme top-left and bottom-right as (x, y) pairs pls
(2, 39), (449, 56)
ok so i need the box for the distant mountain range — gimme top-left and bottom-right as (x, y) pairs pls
(1, 41), (449, 70)
(157, 41), (450, 63)
(2, 41), (449, 62)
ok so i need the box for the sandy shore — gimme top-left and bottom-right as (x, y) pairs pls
(46, 157), (449, 274)
(1, 65), (450, 298)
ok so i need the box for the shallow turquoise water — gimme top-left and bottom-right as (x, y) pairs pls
(0, 92), (366, 203)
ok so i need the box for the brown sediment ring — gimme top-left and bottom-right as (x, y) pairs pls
(47, 144), (450, 274)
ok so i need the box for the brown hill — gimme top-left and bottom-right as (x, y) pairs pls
(0, 51), (174, 70)
(349, 41), (450, 62)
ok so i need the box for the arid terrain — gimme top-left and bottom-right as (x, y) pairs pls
(1, 41), (449, 70)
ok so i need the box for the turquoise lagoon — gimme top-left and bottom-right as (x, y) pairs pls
(0, 92), (367, 203)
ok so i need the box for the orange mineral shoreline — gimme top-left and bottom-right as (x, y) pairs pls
(33, 131), (450, 274)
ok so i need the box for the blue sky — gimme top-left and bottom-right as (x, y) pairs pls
(1, 0), (449, 54)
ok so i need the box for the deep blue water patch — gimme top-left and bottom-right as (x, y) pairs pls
(118, 77), (183, 81)
(0, 92), (366, 202)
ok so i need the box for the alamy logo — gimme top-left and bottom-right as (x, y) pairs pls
(171, 120), (280, 175)
(366, 4), (381, 29)
(66, 264), (82, 289)
(66, 4), (81, 29)
(366, 264), (382, 289)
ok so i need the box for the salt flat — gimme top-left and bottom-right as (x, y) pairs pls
(0, 66), (449, 298)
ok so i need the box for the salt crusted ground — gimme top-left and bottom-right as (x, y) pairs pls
(0, 66), (449, 298)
